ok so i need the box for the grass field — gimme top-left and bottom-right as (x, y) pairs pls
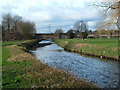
(2, 40), (26, 66)
(2, 40), (97, 88)
(2, 40), (25, 47)
(55, 38), (119, 60)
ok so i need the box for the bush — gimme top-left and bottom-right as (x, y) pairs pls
(67, 30), (76, 39)
(80, 32), (88, 39)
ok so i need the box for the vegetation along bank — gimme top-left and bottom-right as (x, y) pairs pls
(2, 40), (97, 88)
(55, 38), (119, 60)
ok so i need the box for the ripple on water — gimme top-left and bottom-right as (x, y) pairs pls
(31, 41), (119, 88)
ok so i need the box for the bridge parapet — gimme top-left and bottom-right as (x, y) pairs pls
(35, 33), (68, 40)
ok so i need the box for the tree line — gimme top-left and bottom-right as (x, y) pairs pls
(1, 13), (36, 41)
(54, 19), (118, 39)
(55, 1), (120, 39)
(55, 20), (88, 40)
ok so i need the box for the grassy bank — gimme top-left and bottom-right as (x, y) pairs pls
(2, 40), (97, 88)
(55, 38), (119, 60)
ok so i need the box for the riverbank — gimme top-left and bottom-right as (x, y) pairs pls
(2, 40), (97, 88)
(55, 38), (119, 60)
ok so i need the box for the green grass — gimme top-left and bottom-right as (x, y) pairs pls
(0, 41), (2, 65)
(2, 48), (10, 65)
(2, 40), (97, 88)
(55, 38), (119, 59)
(2, 40), (26, 66)
(2, 40), (25, 47)
(56, 38), (118, 47)
(2, 40), (34, 88)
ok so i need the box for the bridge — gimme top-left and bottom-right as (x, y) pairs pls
(34, 33), (68, 40)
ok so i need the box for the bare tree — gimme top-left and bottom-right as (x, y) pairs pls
(2, 13), (13, 31)
(73, 21), (81, 31)
(73, 20), (88, 32)
(2, 13), (36, 40)
(91, 1), (120, 30)
(73, 20), (88, 39)
(55, 29), (63, 39)
(12, 15), (22, 32)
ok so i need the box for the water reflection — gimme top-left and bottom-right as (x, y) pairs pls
(31, 40), (119, 88)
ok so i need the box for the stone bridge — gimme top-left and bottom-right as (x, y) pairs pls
(34, 33), (68, 40)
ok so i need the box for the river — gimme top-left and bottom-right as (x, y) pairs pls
(30, 40), (119, 88)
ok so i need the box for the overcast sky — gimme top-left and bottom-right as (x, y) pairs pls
(0, 0), (107, 33)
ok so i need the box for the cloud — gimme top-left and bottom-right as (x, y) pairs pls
(0, 0), (103, 33)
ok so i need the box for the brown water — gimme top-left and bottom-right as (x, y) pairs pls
(30, 40), (119, 88)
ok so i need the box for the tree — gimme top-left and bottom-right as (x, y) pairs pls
(91, 1), (120, 30)
(67, 29), (76, 39)
(2, 13), (36, 40)
(19, 21), (36, 39)
(91, 1), (120, 39)
(94, 31), (100, 38)
(73, 20), (88, 39)
(55, 29), (63, 39)
(73, 21), (81, 31)
(73, 20), (88, 32)
(80, 32), (88, 40)
(2, 13), (13, 31)
(12, 15), (22, 32)
(106, 30), (116, 38)
(104, 2), (119, 30)
(109, 2), (120, 30)
(2, 13), (22, 32)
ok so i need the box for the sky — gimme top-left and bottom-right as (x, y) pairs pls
(0, 0), (109, 33)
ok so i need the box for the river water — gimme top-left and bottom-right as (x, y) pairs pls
(30, 40), (119, 88)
